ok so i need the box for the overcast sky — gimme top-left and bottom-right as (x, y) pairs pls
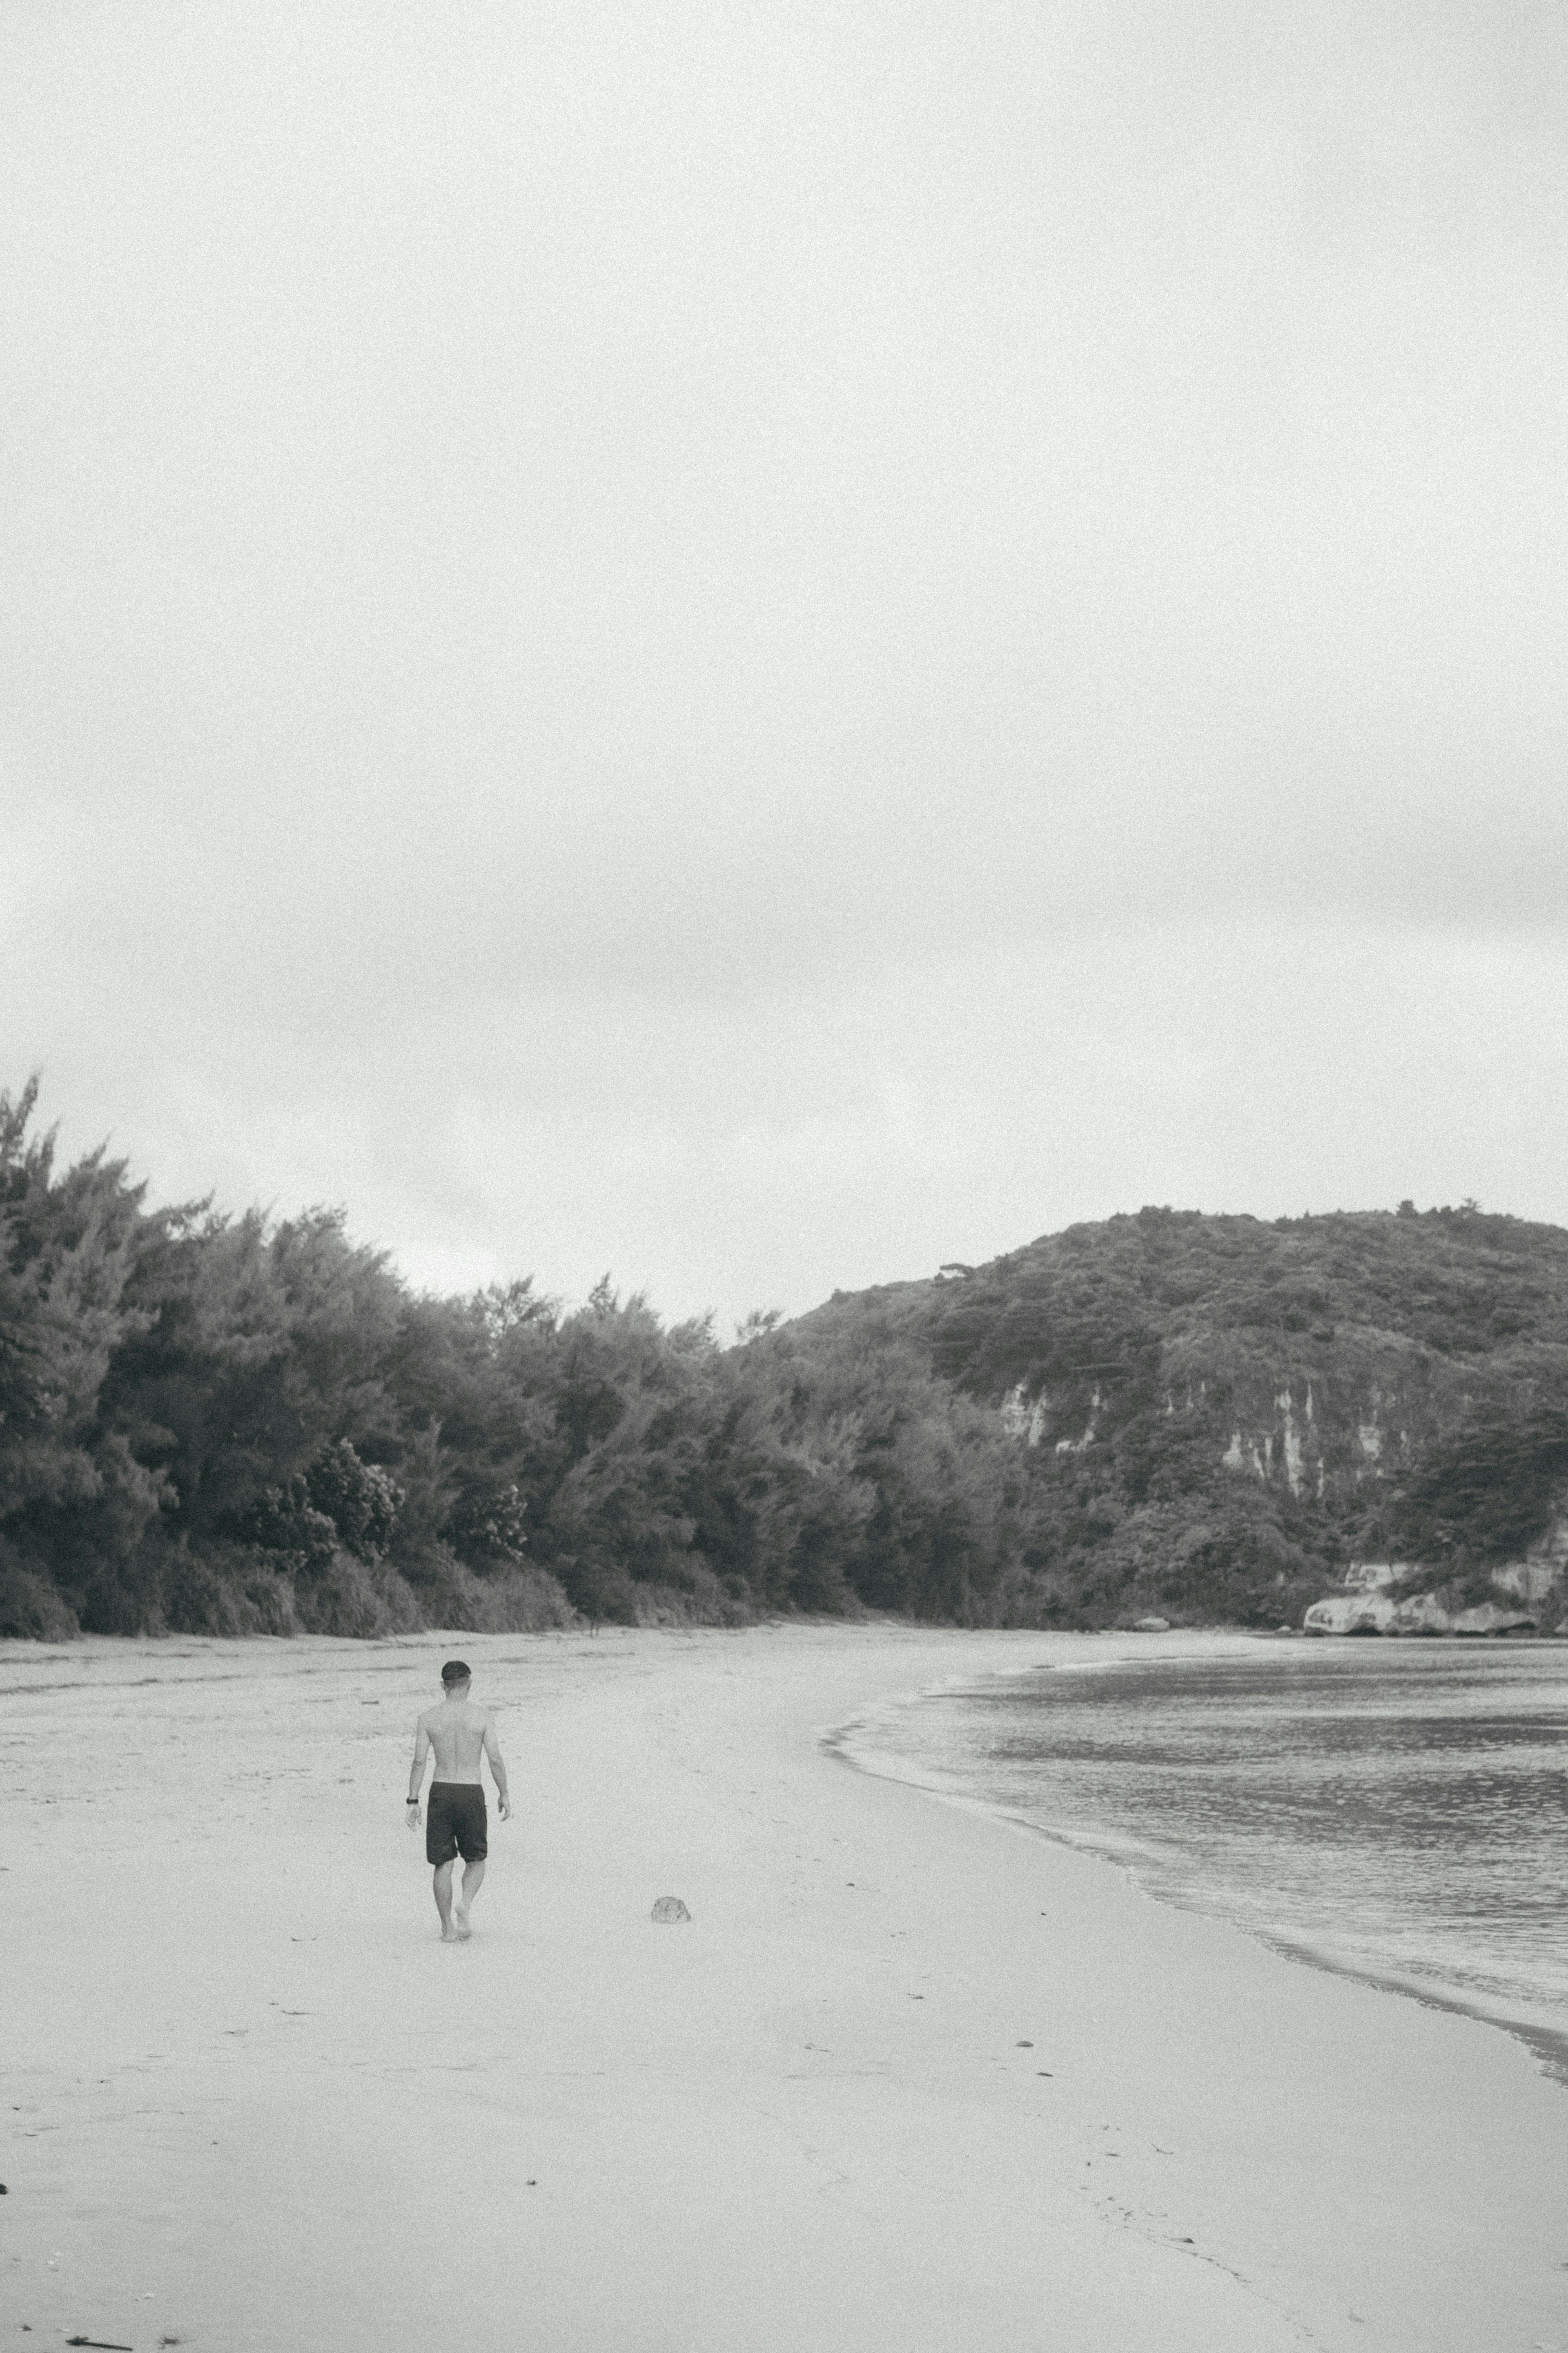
(4, 2), (1566, 1329)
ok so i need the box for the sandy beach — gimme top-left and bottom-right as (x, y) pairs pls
(4, 1624), (1566, 2353)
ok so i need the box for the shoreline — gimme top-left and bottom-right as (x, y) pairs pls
(6, 1624), (1568, 2351)
(825, 1637), (1568, 2093)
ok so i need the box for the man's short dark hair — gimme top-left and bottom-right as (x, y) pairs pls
(441, 1659), (472, 1686)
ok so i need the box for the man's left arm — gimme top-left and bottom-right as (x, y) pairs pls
(484, 1714), (512, 1820)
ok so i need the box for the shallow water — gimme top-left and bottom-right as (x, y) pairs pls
(841, 1640), (1568, 2074)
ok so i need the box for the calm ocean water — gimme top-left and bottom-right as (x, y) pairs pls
(840, 1641), (1568, 2076)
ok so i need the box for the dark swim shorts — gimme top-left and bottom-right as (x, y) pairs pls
(425, 1781), (488, 1866)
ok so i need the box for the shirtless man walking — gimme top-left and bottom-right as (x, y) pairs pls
(405, 1660), (511, 1941)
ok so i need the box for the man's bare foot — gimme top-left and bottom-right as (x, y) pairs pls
(441, 1924), (461, 1942)
(454, 1909), (473, 1940)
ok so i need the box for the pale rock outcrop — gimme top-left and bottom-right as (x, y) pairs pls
(1342, 1561), (1412, 1592)
(1492, 1518), (1568, 1602)
(1305, 1519), (1567, 1634)
(1000, 1383), (1049, 1448)
(1448, 1601), (1543, 1635)
(1493, 1559), (1561, 1603)
(1303, 1591), (1537, 1636)
(1053, 1386), (1102, 1456)
(1210, 1381), (1432, 1508)
(1002, 1361), (1439, 1523)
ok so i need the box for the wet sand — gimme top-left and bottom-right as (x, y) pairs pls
(3, 1624), (1565, 2352)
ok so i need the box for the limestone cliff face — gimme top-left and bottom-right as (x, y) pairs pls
(1000, 1350), (1492, 1516)
(1194, 1365), (1475, 1508)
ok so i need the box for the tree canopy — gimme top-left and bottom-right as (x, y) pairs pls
(0, 1083), (1027, 1637)
(5, 1086), (1566, 1641)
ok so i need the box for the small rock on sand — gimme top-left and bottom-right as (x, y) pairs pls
(650, 1896), (692, 1923)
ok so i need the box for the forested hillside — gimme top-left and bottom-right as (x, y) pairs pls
(801, 1203), (1568, 1629)
(6, 1080), (1567, 1639)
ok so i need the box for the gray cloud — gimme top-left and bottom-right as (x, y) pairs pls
(5, 2), (1565, 1323)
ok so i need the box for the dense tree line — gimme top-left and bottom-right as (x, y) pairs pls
(8, 1086), (1568, 1642)
(0, 1083), (1029, 1639)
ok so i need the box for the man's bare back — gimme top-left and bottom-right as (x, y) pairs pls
(415, 1697), (494, 1784)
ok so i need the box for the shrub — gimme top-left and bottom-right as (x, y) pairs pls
(0, 1542), (79, 1640)
(405, 1546), (576, 1632)
(158, 1541), (303, 1636)
(290, 1551), (423, 1639)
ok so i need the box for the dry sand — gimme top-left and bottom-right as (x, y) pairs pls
(3, 1624), (1565, 2353)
